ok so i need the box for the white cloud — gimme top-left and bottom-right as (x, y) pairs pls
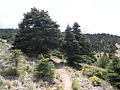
(0, 0), (120, 35)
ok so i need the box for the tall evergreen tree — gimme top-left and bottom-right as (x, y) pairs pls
(13, 8), (61, 55)
(73, 22), (81, 41)
(72, 22), (91, 55)
(63, 23), (93, 64)
(64, 25), (81, 64)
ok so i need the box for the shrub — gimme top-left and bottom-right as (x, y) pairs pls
(46, 87), (52, 90)
(34, 55), (55, 81)
(82, 66), (91, 76)
(72, 80), (79, 90)
(92, 68), (108, 80)
(0, 79), (3, 86)
(56, 86), (64, 90)
(51, 50), (63, 59)
(107, 56), (120, 89)
(26, 65), (34, 74)
(19, 72), (27, 84)
(79, 55), (94, 64)
(4, 66), (18, 76)
(27, 82), (36, 90)
(89, 76), (101, 86)
(12, 80), (19, 87)
(97, 55), (110, 68)
(10, 49), (22, 67)
(3, 49), (22, 76)
(82, 66), (108, 80)
(39, 80), (48, 87)
(0, 76), (4, 86)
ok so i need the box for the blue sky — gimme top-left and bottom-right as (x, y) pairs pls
(0, 0), (120, 35)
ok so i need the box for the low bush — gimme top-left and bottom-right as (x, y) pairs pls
(97, 55), (110, 68)
(1, 49), (22, 76)
(89, 76), (101, 86)
(79, 55), (95, 64)
(92, 68), (108, 80)
(0, 79), (3, 86)
(51, 50), (63, 59)
(4, 66), (18, 76)
(72, 80), (79, 90)
(0, 76), (4, 86)
(56, 86), (64, 90)
(83, 66), (108, 80)
(46, 87), (52, 90)
(82, 66), (91, 76)
(27, 82), (36, 90)
(34, 55), (55, 81)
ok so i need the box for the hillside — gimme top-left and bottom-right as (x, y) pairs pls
(85, 33), (120, 53)
(0, 29), (18, 43)
(0, 39), (115, 90)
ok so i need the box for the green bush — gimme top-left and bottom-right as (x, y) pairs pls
(46, 87), (52, 90)
(51, 50), (63, 59)
(0, 79), (3, 86)
(34, 55), (55, 81)
(79, 55), (94, 64)
(4, 67), (18, 76)
(72, 80), (79, 90)
(89, 76), (101, 86)
(107, 56), (120, 89)
(27, 82), (36, 90)
(2, 49), (22, 76)
(56, 86), (64, 90)
(92, 68), (108, 80)
(10, 49), (22, 67)
(97, 55), (110, 68)
(85, 67), (108, 80)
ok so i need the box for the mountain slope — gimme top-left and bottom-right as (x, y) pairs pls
(0, 39), (115, 90)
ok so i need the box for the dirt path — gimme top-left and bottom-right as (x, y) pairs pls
(56, 68), (72, 90)
(51, 56), (72, 90)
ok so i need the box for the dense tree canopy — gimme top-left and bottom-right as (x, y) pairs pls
(86, 33), (120, 53)
(72, 23), (91, 55)
(13, 8), (61, 55)
(0, 28), (18, 42)
(63, 25), (81, 64)
(63, 23), (92, 64)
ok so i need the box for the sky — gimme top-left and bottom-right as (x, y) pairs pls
(0, 0), (120, 35)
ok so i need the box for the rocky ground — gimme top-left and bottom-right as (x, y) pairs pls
(51, 56), (114, 90)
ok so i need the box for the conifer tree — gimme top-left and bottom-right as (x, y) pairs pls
(35, 55), (54, 81)
(13, 8), (61, 55)
(64, 23), (93, 64)
(73, 22), (91, 55)
(64, 25), (81, 64)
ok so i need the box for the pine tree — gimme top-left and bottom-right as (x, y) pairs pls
(34, 54), (54, 81)
(13, 8), (61, 55)
(63, 23), (93, 65)
(73, 22), (91, 55)
(64, 25), (81, 64)
(73, 22), (81, 41)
